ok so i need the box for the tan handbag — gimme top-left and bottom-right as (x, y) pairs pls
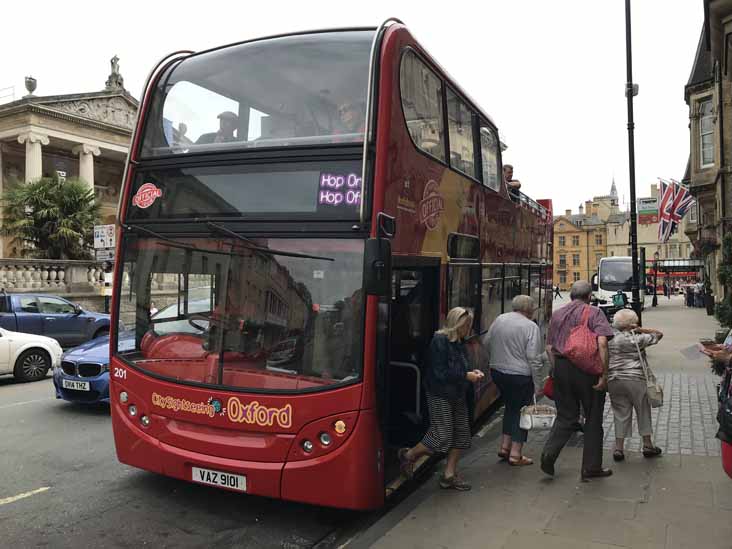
(632, 332), (664, 408)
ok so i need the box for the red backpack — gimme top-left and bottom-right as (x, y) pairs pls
(563, 306), (603, 376)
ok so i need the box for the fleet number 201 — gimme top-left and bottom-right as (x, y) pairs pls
(113, 367), (127, 379)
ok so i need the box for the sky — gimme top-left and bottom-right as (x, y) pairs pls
(0, 1), (703, 215)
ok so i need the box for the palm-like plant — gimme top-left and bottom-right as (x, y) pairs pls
(1, 176), (101, 259)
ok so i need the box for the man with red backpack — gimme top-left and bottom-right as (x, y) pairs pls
(541, 280), (614, 480)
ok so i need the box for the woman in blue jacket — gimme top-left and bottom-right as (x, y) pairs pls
(398, 307), (484, 491)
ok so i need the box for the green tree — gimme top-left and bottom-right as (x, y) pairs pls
(716, 233), (732, 328)
(0, 176), (100, 260)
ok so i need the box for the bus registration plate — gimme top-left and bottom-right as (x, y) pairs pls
(191, 467), (246, 492)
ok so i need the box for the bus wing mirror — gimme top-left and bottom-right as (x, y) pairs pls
(364, 238), (392, 297)
(592, 281), (598, 292)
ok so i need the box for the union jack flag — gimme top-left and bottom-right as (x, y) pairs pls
(657, 179), (675, 242)
(657, 179), (695, 243)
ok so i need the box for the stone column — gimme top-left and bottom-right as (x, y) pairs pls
(17, 132), (49, 182)
(72, 144), (101, 191)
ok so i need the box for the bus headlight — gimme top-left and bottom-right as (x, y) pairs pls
(120, 391), (128, 403)
(128, 404), (137, 417)
(302, 440), (314, 453)
(319, 432), (332, 446)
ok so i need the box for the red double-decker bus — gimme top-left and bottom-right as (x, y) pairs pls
(110, 20), (553, 510)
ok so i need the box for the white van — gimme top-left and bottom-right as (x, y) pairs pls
(595, 256), (645, 309)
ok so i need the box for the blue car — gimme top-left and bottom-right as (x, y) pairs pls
(53, 331), (134, 404)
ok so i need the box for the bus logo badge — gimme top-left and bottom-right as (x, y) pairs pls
(420, 180), (444, 231)
(132, 183), (162, 209)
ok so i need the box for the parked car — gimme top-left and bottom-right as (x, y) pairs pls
(0, 293), (111, 347)
(53, 331), (134, 404)
(0, 327), (63, 382)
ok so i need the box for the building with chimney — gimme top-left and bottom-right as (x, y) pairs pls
(552, 182), (617, 290)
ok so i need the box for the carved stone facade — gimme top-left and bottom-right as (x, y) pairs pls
(0, 57), (138, 258)
(48, 96), (136, 131)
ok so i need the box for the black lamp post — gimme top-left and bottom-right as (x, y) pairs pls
(625, 0), (642, 324)
(652, 251), (659, 307)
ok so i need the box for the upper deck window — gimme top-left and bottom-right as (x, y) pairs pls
(140, 31), (374, 158)
(446, 89), (478, 180)
(399, 50), (446, 162)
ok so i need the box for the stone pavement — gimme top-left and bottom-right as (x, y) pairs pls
(351, 295), (732, 549)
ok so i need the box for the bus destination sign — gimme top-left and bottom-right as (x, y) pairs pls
(318, 172), (362, 209)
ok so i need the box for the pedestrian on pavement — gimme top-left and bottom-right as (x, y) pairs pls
(483, 295), (544, 466)
(607, 309), (664, 461)
(398, 307), (484, 491)
(554, 285), (562, 300)
(541, 280), (615, 480)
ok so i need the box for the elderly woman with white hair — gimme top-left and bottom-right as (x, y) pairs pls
(484, 295), (544, 466)
(607, 309), (664, 461)
(398, 307), (485, 490)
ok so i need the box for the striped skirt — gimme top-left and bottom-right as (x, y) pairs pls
(421, 392), (471, 453)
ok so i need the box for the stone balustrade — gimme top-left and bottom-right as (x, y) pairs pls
(0, 259), (106, 293)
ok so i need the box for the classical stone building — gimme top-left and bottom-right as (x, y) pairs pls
(684, 2), (732, 301)
(0, 57), (137, 257)
(552, 183), (618, 290)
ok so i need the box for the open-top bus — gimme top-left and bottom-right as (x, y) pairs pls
(110, 19), (553, 510)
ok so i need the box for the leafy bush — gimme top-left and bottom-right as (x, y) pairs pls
(1, 176), (100, 260)
(716, 234), (732, 328)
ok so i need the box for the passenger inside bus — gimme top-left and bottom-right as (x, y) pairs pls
(196, 111), (239, 144)
(334, 100), (365, 135)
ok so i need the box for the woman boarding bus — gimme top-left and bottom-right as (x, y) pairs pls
(110, 20), (553, 510)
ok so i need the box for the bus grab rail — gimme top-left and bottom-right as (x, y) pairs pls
(390, 361), (421, 419)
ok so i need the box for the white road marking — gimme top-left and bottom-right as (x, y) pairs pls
(0, 487), (50, 506)
(0, 397), (53, 410)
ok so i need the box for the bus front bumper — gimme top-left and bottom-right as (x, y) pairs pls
(111, 405), (383, 510)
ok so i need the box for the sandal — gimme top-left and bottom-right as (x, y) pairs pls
(613, 450), (625, 462)
(398, 448), (414, 478)
(439, 474), (471, 491)
(642, 446), (662, 458)
(508, 455), (533, 466)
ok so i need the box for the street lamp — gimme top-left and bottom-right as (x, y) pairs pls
(652, 251), (659, 307)
(625, 0), (642, 324)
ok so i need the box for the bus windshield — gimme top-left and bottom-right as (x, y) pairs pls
(116, 236), (364, 392)
(599, 260), (634, 292)
(140, 30), (374, 157)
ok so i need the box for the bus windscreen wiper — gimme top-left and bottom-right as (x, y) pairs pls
(205, 221), (334, 262)
(123, 222), (334, 262)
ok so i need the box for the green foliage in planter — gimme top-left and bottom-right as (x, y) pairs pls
(716, 234), (732, 328)
(0, 176), (100, 260)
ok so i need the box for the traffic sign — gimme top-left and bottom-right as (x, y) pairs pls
(95, 249), (115, 261)
(94, 224), (116, 249)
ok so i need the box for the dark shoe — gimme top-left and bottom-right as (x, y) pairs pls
(581, 468), (613, 480)
(497, 450), (509, 461)
(398, 448), (414, 479)
(642, 446), (662, 458)
(613, 450), (625, 462)
(573, 422), (584, 433)
(540, 454), (555, 476)
(439, 474), (471, 491)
